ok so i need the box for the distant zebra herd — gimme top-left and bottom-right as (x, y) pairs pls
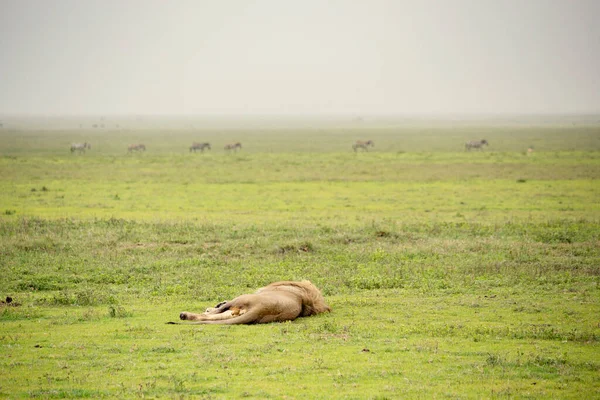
(351, 139), (494, 152)
(68, 138), (500, 155)
(69, 142), (243, 154)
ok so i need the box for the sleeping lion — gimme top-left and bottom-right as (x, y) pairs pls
(172, 280), (331, 325)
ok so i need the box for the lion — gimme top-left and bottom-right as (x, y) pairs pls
(171, 280), (331, 325)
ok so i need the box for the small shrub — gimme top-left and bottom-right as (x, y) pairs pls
(150, 345), (177, 353)
(0, 307), (43, 321)
(275, 241), (315, 254)
(38, 288), (118, 306)
(78, 308), (102, 321)
(530, 354), (567, 367)
(108, 305), (132, 318)
(314, 320), (339, 334)
(15, 237), (57, 252)
(485, 353), (504, 366)
(17, 276), (61, 291)
(298, 241), (314, 252)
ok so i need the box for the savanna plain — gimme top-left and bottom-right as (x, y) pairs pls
(0, 122), (599, 399)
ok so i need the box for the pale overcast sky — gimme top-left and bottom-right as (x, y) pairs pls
(0, 0), (599, 116)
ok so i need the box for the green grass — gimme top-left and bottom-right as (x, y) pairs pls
(1, 124), (599, 398)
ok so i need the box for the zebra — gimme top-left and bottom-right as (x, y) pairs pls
(464, 139), (489, 151)
(190, 142), (211, 153)
(128, 143), (146, 153)
(224, 142), (242, 152)
(352, 140), (374, 152)
(70, 142), (91, 154)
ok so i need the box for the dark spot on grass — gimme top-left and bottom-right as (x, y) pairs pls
(276, 241), (315, 254)
(0, 296), (20, 307)
(375, 230), (391, 238)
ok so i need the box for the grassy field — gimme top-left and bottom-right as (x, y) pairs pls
(1, 123), (599, 398)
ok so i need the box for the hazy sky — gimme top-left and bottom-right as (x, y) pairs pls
(1, 0), (599, 116)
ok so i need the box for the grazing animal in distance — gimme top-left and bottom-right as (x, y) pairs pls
(171, 280), (331, 325)
(70, 142), (91, 154)
(465, 139), (489, 151)
(190, 142), (211, 153)
(527, 146), (534, 155)
(224, 142), (242, 152)
(127, 144), (146, 153)
(352, 140), (374, 152)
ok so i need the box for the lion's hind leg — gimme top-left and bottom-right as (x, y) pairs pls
(179, 300), (228, 321)
(200, 306), (247, 321)
(179, 300), (247, 322)
(180, 308), (246, 322)
(201, 309), (237, 321)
